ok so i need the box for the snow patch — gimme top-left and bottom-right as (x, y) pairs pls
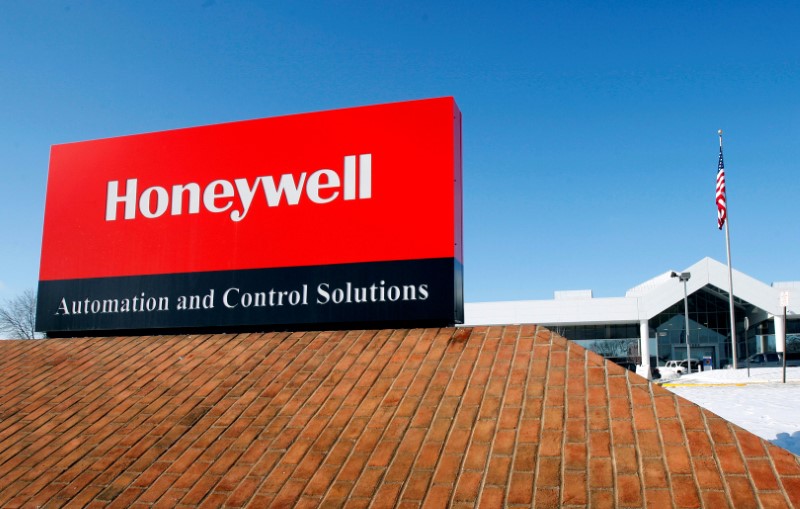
(663, 367), (800, 456)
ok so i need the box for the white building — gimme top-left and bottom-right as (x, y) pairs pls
(466, 258), (799, 375)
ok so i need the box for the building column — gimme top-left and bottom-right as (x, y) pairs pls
(636, 319), (651, 380)
(775, 314), (786, 353)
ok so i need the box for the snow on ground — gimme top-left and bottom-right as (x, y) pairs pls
(661, 367), (800, 456)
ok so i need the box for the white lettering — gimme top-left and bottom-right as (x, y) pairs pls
(231, 177), (262, 222)
(171, 183), (201, 216)
(306, 169), (340, 204)
(261, 172), (306, 207)
(223, 287), (239, 308)
(315, 281), (429, 305)
(344, 155), (356, 200)
(203, 180), (235, 213)
(139, 186), (169, 218)
(359, 154), (372, 199)
(105, 154), (372, 222)
(55, 294), (168, 315)
(56, 297), (70, 315)
(106, 179), (138, 220)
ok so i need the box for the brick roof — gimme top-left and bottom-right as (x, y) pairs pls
(1, 326), (799, 508)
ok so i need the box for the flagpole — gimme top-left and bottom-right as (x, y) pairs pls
(720, 129), (738, 369)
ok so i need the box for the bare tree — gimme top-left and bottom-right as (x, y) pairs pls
(0, 289), (40, 339)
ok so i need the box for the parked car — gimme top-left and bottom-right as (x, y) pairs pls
(654, 359), (703, 378)
(745, 352), (800, 367)
(746, 352), (782, 367)
(675, 359), (704, 373)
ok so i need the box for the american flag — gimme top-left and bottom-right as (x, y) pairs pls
(716, 146), (727, 229)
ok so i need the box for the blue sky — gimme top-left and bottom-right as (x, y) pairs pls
(2, 1), (798, 303)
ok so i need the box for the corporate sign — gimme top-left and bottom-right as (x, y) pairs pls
(37, 97), (463, 335)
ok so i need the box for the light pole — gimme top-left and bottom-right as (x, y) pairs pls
(671, 271), (692, 373)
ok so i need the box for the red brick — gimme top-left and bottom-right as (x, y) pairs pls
(384, 452), (415, 483)
(563, 442), (586, 471)
(612, 419), (635, 446)
(542, 405), (564, 430)
(443, 429), (470, 455)
(644, 488), (673, 509)
(735, 428), (766, 457)
(664, 445), (692, 474)
(532, 487), (559, 508)
(588, 406), (609, 431)
(629, 385), (653, 407)
(538, 430), (562, 456)
(302, 464), (338, 497)
(784, 477), (800, 508)
(589, 458), (612, 488)
(514, 444), (536, 472)
(746, 458), (779, 490)
(517, 419), (540, 443)
(705, 416), (735, 444)
(350, 468), (385, 498)
(322, 480), (355, 504)
(685, 430), (713, 456)
(653, 395), (678, 419)
(617, 474), (642, 507)
(757, 491), (792, 509)
(670, 475), (701, 509)
(225, 477), (260, 507)
(338, 453), (369, 482)
(725, 475), (759, 509)
(499, 407), (521, 430)
(368, 440), (399, 468)
(589, 431), (611, 458)
(658, 419), (684, 445)
(615, 447), (639, 474)
(587, 386), (608, 407)
(769, 445), (800, 475)
(432, 453), (462, 484)
(632, 405), (657, 430)
(272, 479), (305, 508)
(562, 419), (585, 444)
(561, 470), (587, 505)
(567, 397), (586, 419)
(715, 444), (746, 474)
(484, 455), (511, 486)
(492, 429), (515, 456)
(478, 486), (504, 508)
(422, 484), (453, 509)
(636, 431), (662, 457)
(606, 374), (628, 394)
(692, 456), (724, 489)
(472, 420), (495, 443)
(181, 475), (222, 505)
(463, 443), (490, 471)
(566, 377), (585, 398)
(402, 469), (433, 501)
(506, 472), (534, 504)
(700, 490), (730, 508)
(453, 471), (481, 502)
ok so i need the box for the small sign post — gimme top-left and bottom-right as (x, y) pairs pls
(781, 292), (790, 383)
(743, 316), (750, 378)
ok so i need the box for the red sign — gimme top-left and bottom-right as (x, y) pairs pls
(37, 97), (463, 334)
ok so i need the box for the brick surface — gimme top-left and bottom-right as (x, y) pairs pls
(0, 326), (797, 507)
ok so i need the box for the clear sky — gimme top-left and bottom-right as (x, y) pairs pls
(1, 1), (798, 304)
